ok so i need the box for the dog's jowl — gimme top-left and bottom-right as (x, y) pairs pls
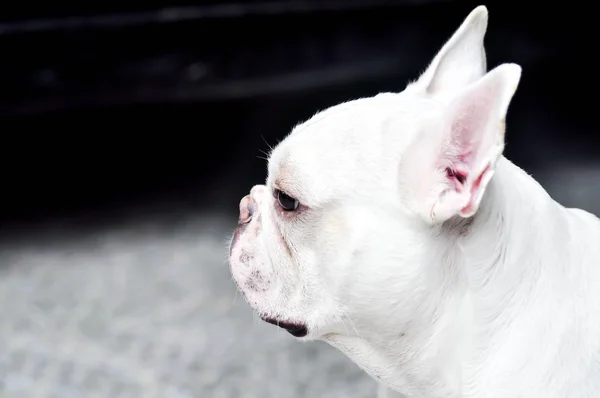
(228, 6), (600, 398)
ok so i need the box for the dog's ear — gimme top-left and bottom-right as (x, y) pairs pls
(410, 6), (488, 95)
(401, 63), (522, 224)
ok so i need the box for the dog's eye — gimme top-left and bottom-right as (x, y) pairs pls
(276, 189), (299, 211)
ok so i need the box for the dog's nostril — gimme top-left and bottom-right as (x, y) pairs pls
(238, 195), (254, 224)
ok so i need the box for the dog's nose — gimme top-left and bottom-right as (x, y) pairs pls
(250, 185), (266, 203)
(238, 195), (253, 224)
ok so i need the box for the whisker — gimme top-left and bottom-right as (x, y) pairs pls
(340, 317), (351, 336)
(345, 315), (362, 338)
(260, 135), (274, 153)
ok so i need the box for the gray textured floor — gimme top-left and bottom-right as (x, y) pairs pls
(0, 211), (375, 398)
(0, 165), (598, 398)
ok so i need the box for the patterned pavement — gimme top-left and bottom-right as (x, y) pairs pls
(0, 211), (375, 398)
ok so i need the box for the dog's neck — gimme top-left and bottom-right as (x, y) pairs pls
(326, 156), (566, 397)
(452, 156), (558, 308)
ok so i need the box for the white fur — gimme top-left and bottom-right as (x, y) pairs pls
(229, 6), (600, 398)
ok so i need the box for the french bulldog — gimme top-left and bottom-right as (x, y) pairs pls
(228, 5), (600, 398)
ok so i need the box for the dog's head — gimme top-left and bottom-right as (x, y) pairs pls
(229, 6), (520, 344)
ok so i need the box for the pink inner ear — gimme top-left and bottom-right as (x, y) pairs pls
(446, 167), (467, 190)
(443, 83), (497, 189)
(460, 163), (490, 214)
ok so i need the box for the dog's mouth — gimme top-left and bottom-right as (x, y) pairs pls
(261, 317), (308, 338)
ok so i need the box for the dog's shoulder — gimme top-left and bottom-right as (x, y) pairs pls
(563, 206), (600, 259)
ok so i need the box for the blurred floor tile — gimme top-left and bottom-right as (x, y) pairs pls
(0, 211), (375, 398)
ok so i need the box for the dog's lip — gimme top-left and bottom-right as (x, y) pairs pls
(261, 316), (308, 338)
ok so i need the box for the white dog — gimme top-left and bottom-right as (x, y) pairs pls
(228, 6), (600, 398)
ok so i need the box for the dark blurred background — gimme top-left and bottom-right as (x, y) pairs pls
(0, 1), (597, 397)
